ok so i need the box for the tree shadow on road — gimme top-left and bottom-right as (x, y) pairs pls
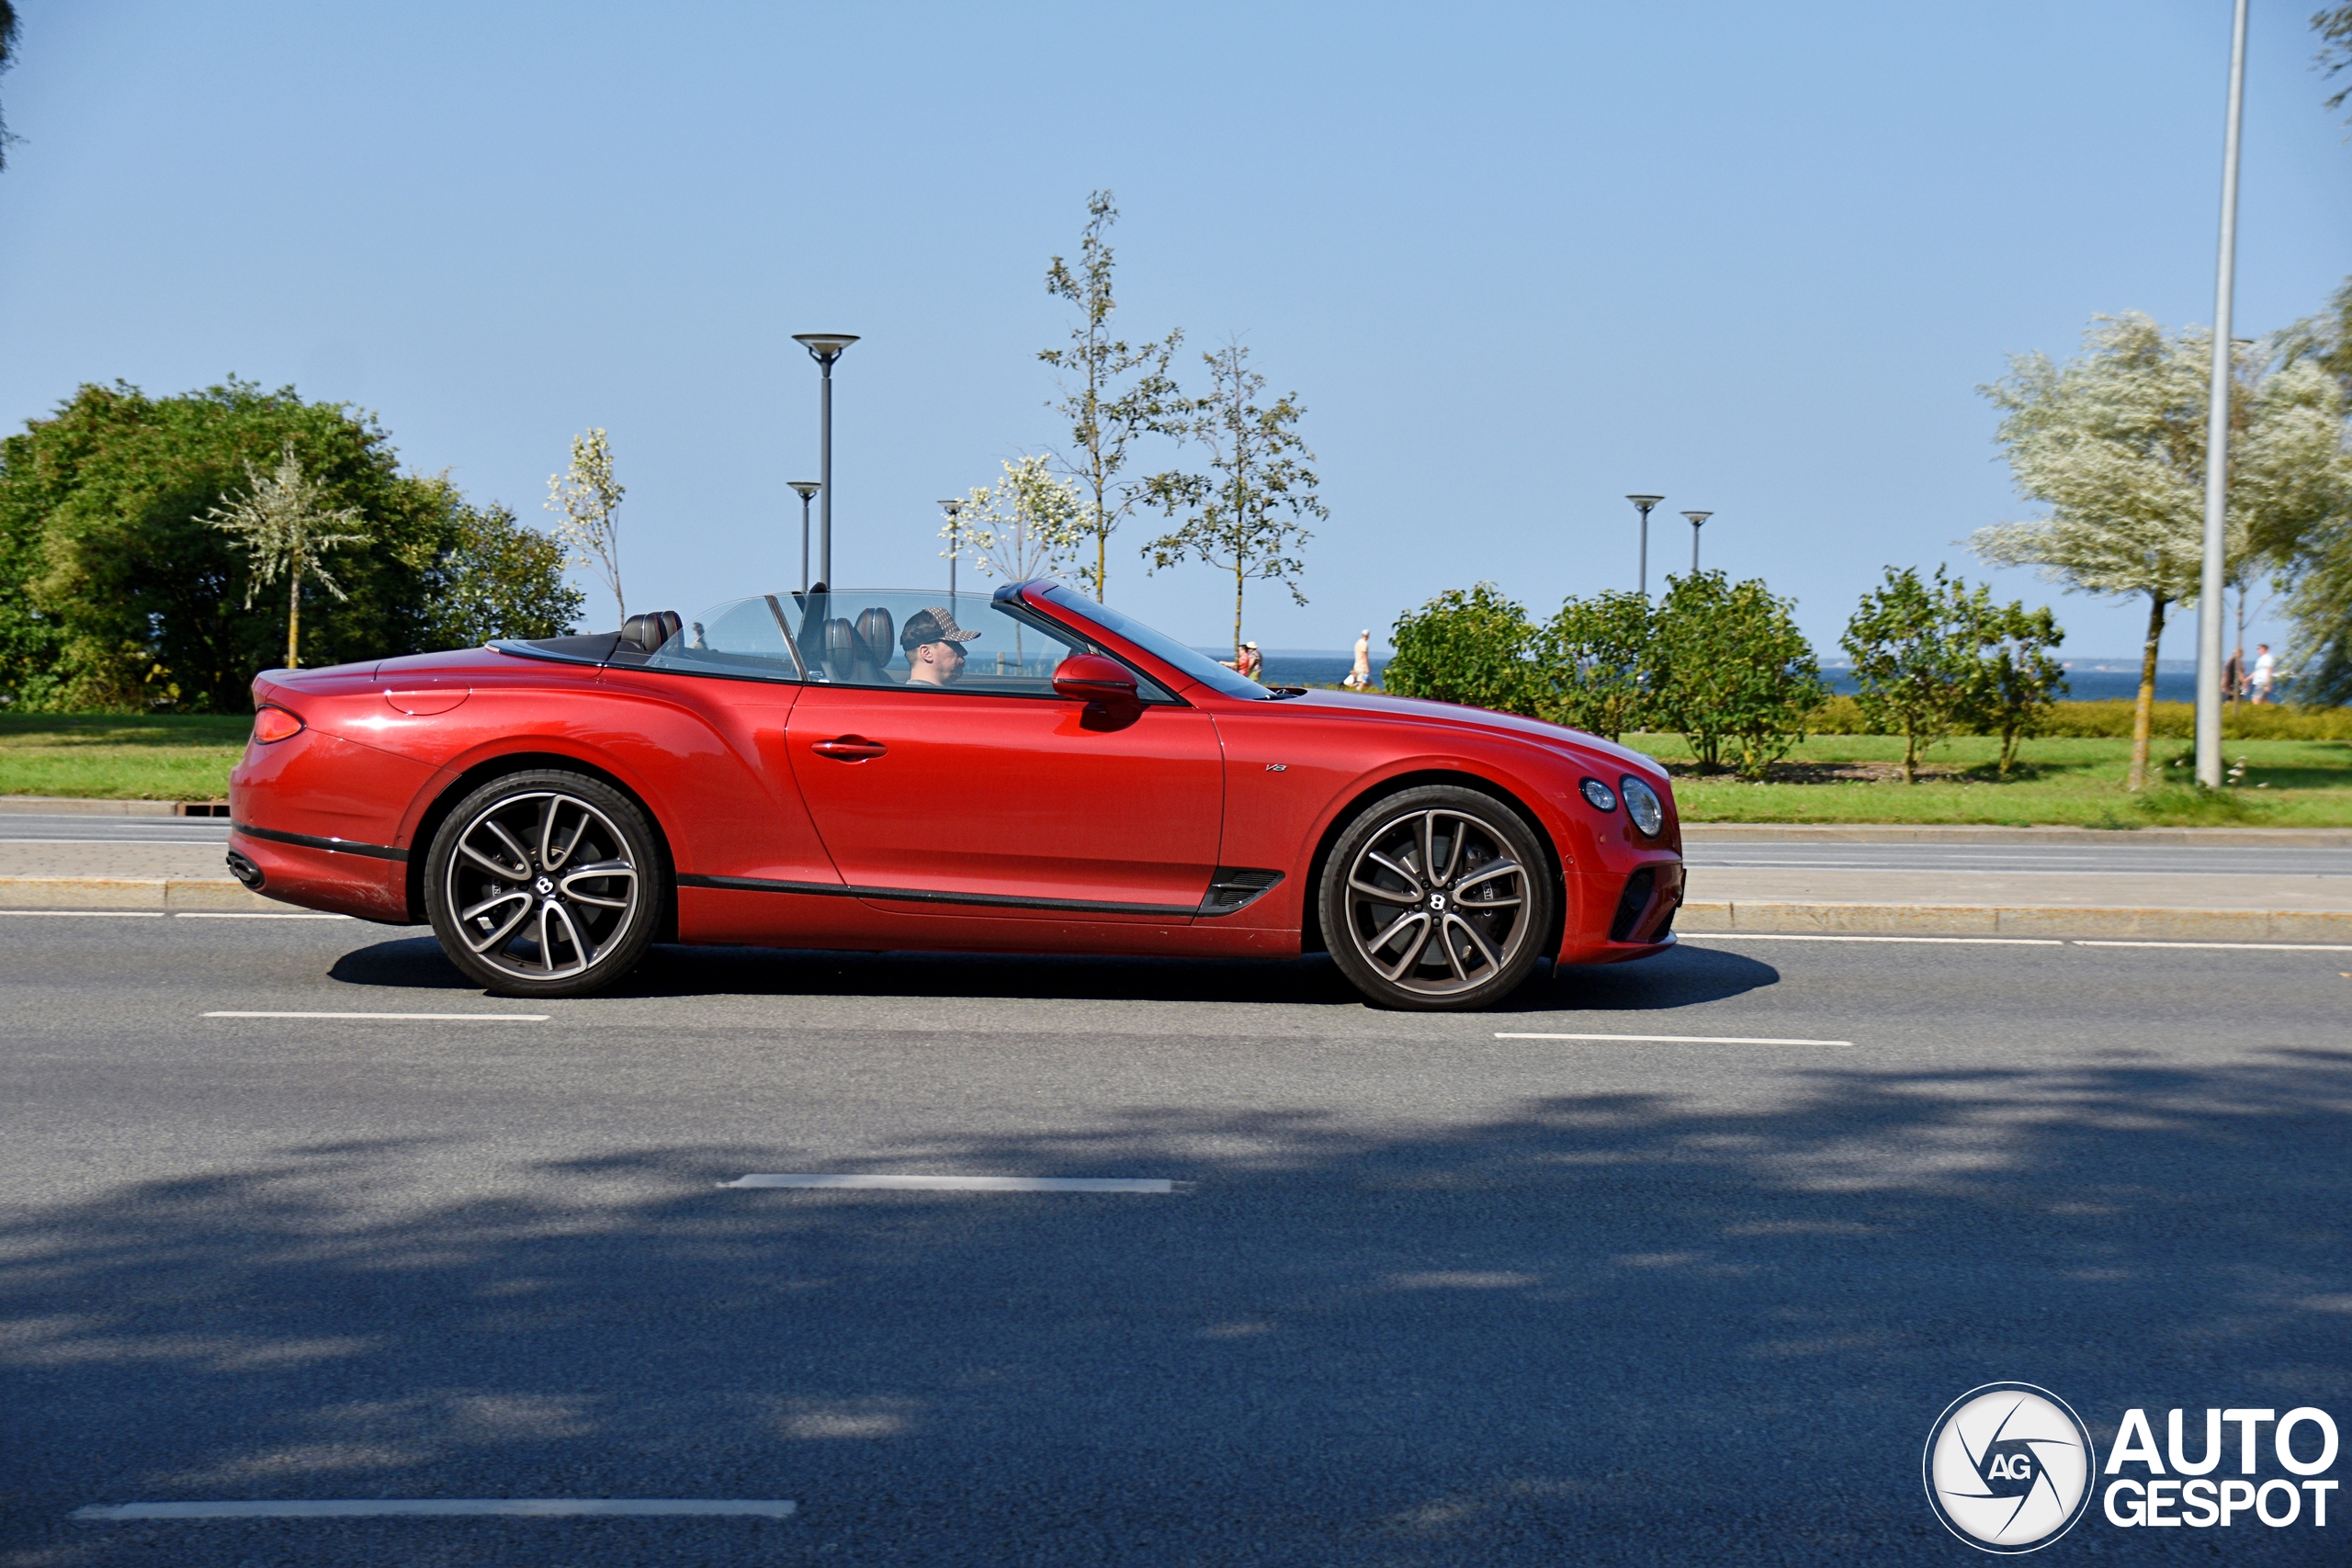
(4, 1047), (2345, 1566)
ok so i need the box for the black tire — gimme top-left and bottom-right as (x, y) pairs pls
(424, 769), (662, 998)
(1319, 784), (1554, 1011)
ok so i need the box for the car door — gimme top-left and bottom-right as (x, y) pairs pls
(781, 591), (1223, 919)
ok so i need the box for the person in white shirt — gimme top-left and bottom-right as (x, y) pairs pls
(2251, 643), (2276, 705)
(1344, 629), (1372, 690)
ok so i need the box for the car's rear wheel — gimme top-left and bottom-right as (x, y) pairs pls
(424, 770), (662, 998)
(1320, 784), (1553, 1011)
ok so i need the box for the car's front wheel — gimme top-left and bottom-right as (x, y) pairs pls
(1320, 784), (1553, 1011)
(424, 770), (662, 998)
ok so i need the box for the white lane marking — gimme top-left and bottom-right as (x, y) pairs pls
(2072, 940), (2352, 953)
(202, 1010), (550, 1021)
(1687, 862), (2340, 878)
(73, 1499), (796, 1520)
(1497, 1032), (1854, 1047)
(0, 909), (166, 919)
(721, 1173), (1173, 1192)
(174, 912), (352, 920)
(1677, 932), (2064, 945)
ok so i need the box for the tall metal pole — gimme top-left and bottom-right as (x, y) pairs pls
(789, 481), (820, 593)
(1683, 511), (1713, 575)
(793, 334), (857, 588)
(2195, 0), (2250, 790)
(938, 500), (964, 602)
(819, 357), (835, 587)
(1626, 495), (1663, 600)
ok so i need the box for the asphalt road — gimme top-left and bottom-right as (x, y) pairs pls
(3, 920), (2347, 1565)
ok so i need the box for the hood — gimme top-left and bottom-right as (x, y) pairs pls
(1286, 689), (1668, 782)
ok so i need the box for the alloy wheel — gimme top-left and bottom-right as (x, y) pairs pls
(1339, 805), (1532, 999)
(442, 790), (639, 982)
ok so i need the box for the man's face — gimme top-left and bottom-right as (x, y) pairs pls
(911, 639), (966, 684)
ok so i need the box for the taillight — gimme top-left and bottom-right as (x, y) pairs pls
(252, 705), (304, 744)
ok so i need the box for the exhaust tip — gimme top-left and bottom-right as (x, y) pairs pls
(224, 851), (265, 890)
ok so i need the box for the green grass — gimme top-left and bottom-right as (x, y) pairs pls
(0, 714), (249, 800)
(1623, 732), (2352, 827)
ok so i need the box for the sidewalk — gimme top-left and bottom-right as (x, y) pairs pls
(3, 821), (2349, 941)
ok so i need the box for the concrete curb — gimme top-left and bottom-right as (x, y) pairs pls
(1682, 823), (2352, 847)
(0, 876), (279, 912)
(0, 795), (229, 817)
(1677, 899), (2352, 943)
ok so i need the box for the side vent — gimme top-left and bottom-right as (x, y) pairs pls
(1608, 867), (1657, 943)
(1198, 868), (1284, 917)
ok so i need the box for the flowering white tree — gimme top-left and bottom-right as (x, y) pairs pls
(544, 428), (626, 625)
(1971, 313), (2349, 788)
(203, 440), (369, 669)
(944, 455), (1084, 582)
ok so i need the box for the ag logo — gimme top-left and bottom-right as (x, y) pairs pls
(1924, 1383), (2098, 1553)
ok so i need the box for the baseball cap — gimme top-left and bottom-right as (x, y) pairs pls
(900, 606), (981, 653)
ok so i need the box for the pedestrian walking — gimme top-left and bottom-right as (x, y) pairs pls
(2223, 645), (2245, 705)
(2251, 643), (2276, 705)
(1239, 641), (1262, 682)
(1343, 629), (1372, 691)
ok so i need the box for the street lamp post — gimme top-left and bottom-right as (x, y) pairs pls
(789, 480), (820, 592)
(1625, 495), (1664, 599)
(2194, 0), (2249, 790)
(1682, 511), (1713, 575)
(792, 333), (859, 588)
(937, 499), (965, 602)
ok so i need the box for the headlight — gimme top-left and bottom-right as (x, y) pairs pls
(1579, 778), (1617, 812)
(1620, 775), (1664, 837)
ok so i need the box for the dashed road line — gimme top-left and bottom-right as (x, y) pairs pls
(1497, 1032), (1854, 1047)
(721, 1173), (1173, 1192)
(174, 911), (351, 920)
(202, 1010), (550, 1021)
(73, 1499), (796, 1520)
(2071, 939), (2352, 952)
(1678, 932), (2063, 945)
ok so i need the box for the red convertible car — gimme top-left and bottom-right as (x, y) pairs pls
(226, 581), (1683, 1010)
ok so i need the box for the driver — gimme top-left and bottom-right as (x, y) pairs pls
(900, 606), (980, 686)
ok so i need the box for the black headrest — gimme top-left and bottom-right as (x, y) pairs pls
(619, 611), (681, 653)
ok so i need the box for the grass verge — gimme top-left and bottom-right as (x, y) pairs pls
(1623, 733), (2352, 827)
(0, 715), (249, 800)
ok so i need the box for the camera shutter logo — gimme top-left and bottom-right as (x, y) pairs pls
(1923, 1383), (2098, 1553)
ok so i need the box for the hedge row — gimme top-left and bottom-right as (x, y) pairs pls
(1798, 695), (2352, 740)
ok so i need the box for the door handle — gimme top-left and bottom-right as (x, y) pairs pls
(812, 736), (887, 761)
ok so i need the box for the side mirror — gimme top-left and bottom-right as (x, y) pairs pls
(1053, 654), (1143, 725)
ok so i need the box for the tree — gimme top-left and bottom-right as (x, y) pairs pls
(1840, 566), (1984, 784)
(0, 0), (19, 173)
(403, 484), (584, 648)
(0, 379), (458, 711)
(1963, 600), (2067, 779)
(1650, 571), (1824, 780)
(1381, 584), (1539, 714)
(545, 428), (625, 626)
(952, 455), (1084, 583)
(1144, 342), (1325, 664)
(1039, 191), (1185, 601)
(2319, 3), (2352, 122)
(203, 441), (370, 670)
(1530, 589), (1654, 741)
(1971, 314), (2347, 790)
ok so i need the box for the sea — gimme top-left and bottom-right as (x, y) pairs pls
(1233, 653), (2222, 705)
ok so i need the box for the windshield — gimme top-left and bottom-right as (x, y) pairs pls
(1036, 584), (1268, 700)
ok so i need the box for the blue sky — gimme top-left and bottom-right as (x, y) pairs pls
(1, 1), (2346, 658)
